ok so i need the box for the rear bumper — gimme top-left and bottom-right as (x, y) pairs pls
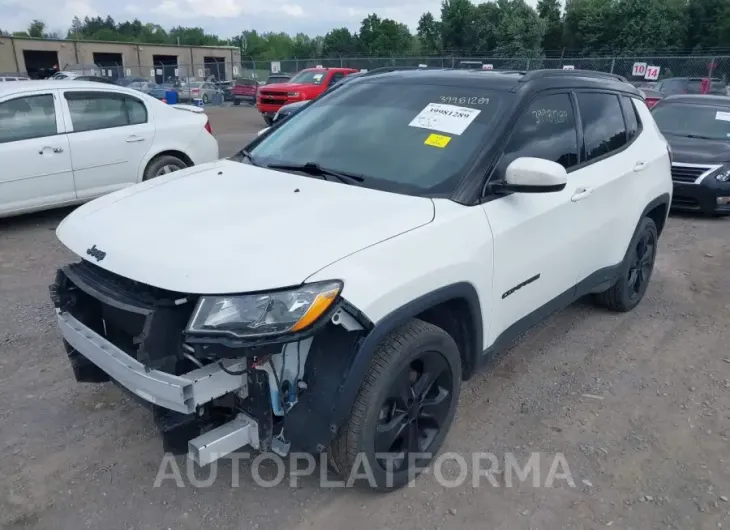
(672, 181), (730, 214)
(233, 94), (256, 102)
(58, 311), (247, 414)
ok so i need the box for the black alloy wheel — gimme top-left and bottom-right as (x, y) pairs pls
(329, 319), (462, 491)
(628, 228), (656, 300)
(595, 216), (658, 312)
(374, 351), (454, 472)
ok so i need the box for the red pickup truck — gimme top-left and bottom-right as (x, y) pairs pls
(231, 78), (259, 106)
(256, 67), (359, 124)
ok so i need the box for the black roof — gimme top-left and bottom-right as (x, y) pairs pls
(660, 94), (730, 105)
(360, 68), (639, 95)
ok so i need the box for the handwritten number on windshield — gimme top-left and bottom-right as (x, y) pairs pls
(440, 96), (490, 105)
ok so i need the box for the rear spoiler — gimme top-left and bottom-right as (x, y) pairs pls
(169, 104), (205, 114)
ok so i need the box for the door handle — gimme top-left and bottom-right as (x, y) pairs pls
(126, 135), (145, 143)
(633, 161), (647, 172)
(571, 187), (593, 202)
(38, 146), (63, 154)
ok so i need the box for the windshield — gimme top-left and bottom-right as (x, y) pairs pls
(250, 80), (506, 194)
(288, 70), (327, 85)
(653, 103), (730, 140)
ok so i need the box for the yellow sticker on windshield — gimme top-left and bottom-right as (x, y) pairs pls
(424, 133), (451, 148)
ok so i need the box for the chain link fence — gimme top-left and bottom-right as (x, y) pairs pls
(53, 54), (730, 106)
(236, 54), (730, 84)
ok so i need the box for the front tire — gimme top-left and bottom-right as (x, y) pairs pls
(329, 319), (462, 491)
(595, 216), (658, 312)
(233, 99), (241, 106)
(263, 115), (273, 126)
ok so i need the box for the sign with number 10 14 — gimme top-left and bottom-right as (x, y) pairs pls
(644, 66), (660, 81)
(632, 62), (647, 77)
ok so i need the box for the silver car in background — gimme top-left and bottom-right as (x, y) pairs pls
(179, 81), (220, 104)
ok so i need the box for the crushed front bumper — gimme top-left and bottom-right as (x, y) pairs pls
(58, 310), (247, 415)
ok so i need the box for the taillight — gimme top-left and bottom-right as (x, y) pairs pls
(645, 97), (660, 108)
(204, 120), (212, 134)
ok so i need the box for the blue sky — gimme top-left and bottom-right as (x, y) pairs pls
(1, 0), (539, 38)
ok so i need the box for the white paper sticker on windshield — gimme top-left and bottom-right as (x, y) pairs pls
(716, 111), (730, 122)
(409, 103), (481, 136)
(313, 74), (323, 82)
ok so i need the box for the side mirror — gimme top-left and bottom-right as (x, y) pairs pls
(494, 157), (567, 193)
(257, 127), (270, 137)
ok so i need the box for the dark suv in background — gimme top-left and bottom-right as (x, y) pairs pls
(655, 77), (727, 95)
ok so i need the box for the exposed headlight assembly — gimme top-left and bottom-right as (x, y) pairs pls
(287, 92), (299, 97)
(187, 281), (342, 339)
(713, 166), (730, 182)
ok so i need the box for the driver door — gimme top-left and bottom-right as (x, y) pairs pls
(482, 91), (585, 339)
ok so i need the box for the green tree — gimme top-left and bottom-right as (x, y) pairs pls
(322, 28), (359, 56)
(27, 20), (46, 38)
(686, 0), (726, 50)
(612, 0), (686, 54)
(494, 0), (545, 57)
(359, 13), (382, 54)
(537, 0), (563, 54)
(563, 0), (616, 55)
(417, 12), (442, 54)
(473, 2), (501, 53)
(441, 0), (477, 52)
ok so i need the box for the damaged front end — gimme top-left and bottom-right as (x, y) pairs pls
(50, 261), (372, 465)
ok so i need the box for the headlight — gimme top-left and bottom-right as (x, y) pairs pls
(187, 281), (342, 339)
(287, 92), (299, 97)
(714, 166), (730, 182)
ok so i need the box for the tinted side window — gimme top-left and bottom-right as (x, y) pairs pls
(65, 92), (147, 132)
(329, 73), (345, 86)
(127, 98), (147, 125)
(498, 92), (579, 174)
(0, 94), (57, 143)
(577, 92), (627, 161)
(620, 96), (640, 140)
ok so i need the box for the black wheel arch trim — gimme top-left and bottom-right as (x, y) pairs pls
(333, 282), (483, 428)
(638, 192), (671, 237)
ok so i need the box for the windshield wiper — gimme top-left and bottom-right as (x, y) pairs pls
(682, 133), (717, 140)
(265, 162), (365, 185)
(231, 149), (259, 166)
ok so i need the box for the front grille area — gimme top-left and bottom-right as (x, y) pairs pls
(52, 261), (196, 372)
(672, 195), (700, 209)
(259, 90), (289, 104)
(671, 164), (711, 183)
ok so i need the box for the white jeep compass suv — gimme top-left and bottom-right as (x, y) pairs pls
(50, 68), (672, 491)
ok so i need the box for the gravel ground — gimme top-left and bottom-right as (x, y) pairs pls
(1, 107), (729, 529)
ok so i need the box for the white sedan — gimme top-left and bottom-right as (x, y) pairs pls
(0, 80), (219, 218)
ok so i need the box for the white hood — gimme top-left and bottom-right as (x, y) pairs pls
(56, 160), (434, 294)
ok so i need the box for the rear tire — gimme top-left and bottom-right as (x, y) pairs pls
(203, 94), (209, 104)
(143, 155), (188, 181)
(329, 319), (462, 491)
(594, 217), (658, 312)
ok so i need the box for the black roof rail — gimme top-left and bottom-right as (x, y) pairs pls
(521, 69), (628, 83)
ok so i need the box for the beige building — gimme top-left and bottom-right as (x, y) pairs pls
(0, 36), (242, 82)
